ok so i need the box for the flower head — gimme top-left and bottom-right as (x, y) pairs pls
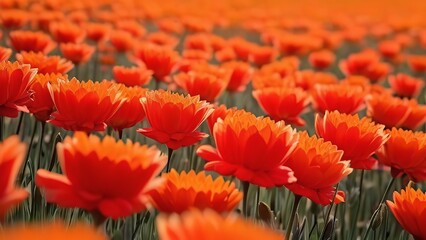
(110, 30), (134, 52)
(49, 21), (85, 43)
(113, 66), (153, 87)
(387, 185), (426, 240)
(137, 90), (213, 150)
(316, 111), (388, 170)
(157, 209), (283, 240)
(366, 93), (411, 128)
(0, 47), (12, 61)
(60, 43), (95, 65)
(150, 170), (242, 213)
(206, 104), (238, 133)
(284, 132), (352, 205)
(48, 79), (124, 132)
(309, 49), (335, 70)
(0, 136), (28, 219)
(401, 100), (426, 130)
(376, 128), (426, 182)
(388, 74), (424, 98)
(0, 61), (37, 118)
(197, 109), (298, 187)
(222, 61), (253, 93)
(9, 30), (56, 54)
(36, 132), (166, 219)
(16, 51), (74, 74)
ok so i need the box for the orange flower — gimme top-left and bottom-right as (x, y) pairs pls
(308, 49), (335, 70)
(206, 104), (237, 133)
(60, 43), (95, 65)
(113, 65), (153, 87)
(137, 90), (213, 150)
(222, 61), (253, 93)
(146, 31), (179, 49)
(293, 70), (337, 90)
(184, 33), (212, 53)
(388, 74), (424, 98)
(340, 50), (390, 83)
(376, 128), (426, 182)
(110, 30), (135, 52)
(312, 84), (366, 115)
(16, 51), (74, 74)
(0, 61), (37, 118)
(316, 111), (388, 170)
(36, 132), (166, 219)
(0, 10), (28, 29)
(116, 20), (146, 38)
(284, 132), (352, 205)
(26, 73), (68, 122)
(366, 93), (411, 128)
(378, 40), (401, 60)
(197, 109), (298, 187)
(85, 23), (111, 42)
(156, 18), (184, 34)
(215, 47), (237, 63)
(49, 21), (85, 43)
(48, 79), (124, 132)
(133, 44), (179, 83)
(0, 136), (28, 219)
(106, 86), (147, 131)
(0, 222), (107, 240)
(0, 47), (12, 61)
(174, 64), (231, 102)
(248, 45), (276, 66)
(253, 87), (309, 126)
(228, 37), (255, 61)
(400, 100), (426, 130)
(149, 170), (242, 213)
(387, 185), (426, 240)
(407, 55), (426, 73)
(157, 209), (283, 240)
(9, 30), (56, 54)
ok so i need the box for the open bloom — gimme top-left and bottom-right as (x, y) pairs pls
(376, 128), (426, 182)
(48, 79), (124, 132)
(401, 100), (426, 130)
(387, 185), (426, 240)
(206, 104), (237, 133)
(316, 111), (388, 170)
(312, 84), (366, 115)
(149, 170), (242, 213)
(106, 86), (147, 131)
(366, 93), (411, 128)
(308, 49), (335, 70)
(222, 61), (253, 93)
(36, 132), (167, 219)
(253, 87), (310, 126)
(197, 109), (298, 187)
(49, 21), (85, 43)
(0, 47), (12, 61)
(157, 209), (283, 240)
(26, 73), (68, 122)
(0, 222), (107, 240)
(113, 66), (153, 87)
(284, 132), (352, 205)
(0, 136), (28, 219)
(110, 30), (134, 52)
(0, 61), (37, 118)
(137, 90), (213, 150)
(9, 30), (56, 54)
(388, 74), (424, 98)
(60, 43), (95, 65)
(16, 51), (74, 74)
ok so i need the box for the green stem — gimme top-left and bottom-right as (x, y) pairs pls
(15, 112), (24, 136)
(242, 181), (250, 217)
(0, 116), (3, 141)
(91, 211), (107, 229)
(20, 120), (37, 185)
(320, 183), (340, 239)
(285, 194), (302, 240)
(362, 177), (396, 240)
(351, 170), (365, 239)
(166, 147), (174, 172)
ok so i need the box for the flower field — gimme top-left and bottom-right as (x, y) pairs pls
(1, 0), (426, 239)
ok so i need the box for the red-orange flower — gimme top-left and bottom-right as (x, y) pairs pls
(388, 74), (424, 98)
(308, 49), (335, 70)
(26, 73), (68, 122)
(378, 40), (401, 60)
(284, 132), (352, 205)
(222, 61), (253, 93)
(312, 84), (366, 115)
(407, 55), (426, 73)
(137, 90), (213, 150)
(146, 31), (179, 49)
(253, 87), (309, 126)
(110, 30), (134, 52)
(157, 209), (283, 240)
(376, 128), (426, 182)
(387, 185), (426, 240)
(49, 21), (85, 43)
(85, 23), (111, 42)
(401, 100), (426, 130)
(9, 30), (56, 54)
(248, 46), (277, 66)
(16, 51), (74, 74)
(366, 93), (411, 128)
(197, 109), (298, 187)
(48, 79), (124, 132)
(293, 70), (337, 91)
(106, 86), (147, 131)
(60, 43), (95, 65)
(206, 104), (237, 133)
(316, 111), (388, 170)
(0, 61), (37, 118)
(174, 64), (231, 102)
(149, 170), (242, 213)
(133, 44), (179, 82)
(113, 65), (153, 87)
(0, 10), (28, 29)
(36, 132), (166, 219)
(0, 222), (107, 240)
(0, 136), (28, 219)
(0, 47), (12, 61)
